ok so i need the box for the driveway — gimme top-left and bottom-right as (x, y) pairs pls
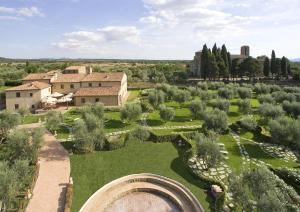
(26, 130), (70, 212)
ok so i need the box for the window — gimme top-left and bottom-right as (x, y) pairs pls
(81, 98), (85, 104)
(15, 104), (19, 110)
(89, 83), (92, 87)
(31, 105), (35, 109)
(98, 83), (102, 87)
(70, 84), (74, 89)
(61, 84), (64, 89)
(16, 92), (20, 97)
(30, 93), (33, 97)
(95, 98), (99, 103)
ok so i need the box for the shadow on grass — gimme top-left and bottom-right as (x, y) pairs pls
(243, 143), (274, 160)
(147, 119), (164, 126)
(228, 111), (239, 117)
(105, 119), (129, 130)
(170, 143), (214, 210)
(60, 141), (74, 152)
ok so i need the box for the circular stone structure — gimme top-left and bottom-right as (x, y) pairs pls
(80, 173), (204, 212)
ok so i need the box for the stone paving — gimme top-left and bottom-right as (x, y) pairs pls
(259, 143), (298, 162)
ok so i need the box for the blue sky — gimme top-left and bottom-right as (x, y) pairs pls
(0, 0), (299, 59)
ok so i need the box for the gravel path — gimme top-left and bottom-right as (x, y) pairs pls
(26, 131), (70, 212)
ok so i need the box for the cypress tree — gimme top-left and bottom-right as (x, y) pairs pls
(271, 50), (276, 78)
(287, 63), (291, 77)
(221, 44), (229, 67)
(227, 52), (232, 79)
(212, 43), (218, 56)
(201, 44), (209, 80)
(281, 56), (287, 78)
(263, 57), (270, 77)
(208, 52), (219, 80)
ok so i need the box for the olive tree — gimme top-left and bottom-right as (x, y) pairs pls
(237, 87), (252, 99)
(120, 103), (142, 123)
(189, 99), (206, 119)
(282, 101), (300, 118)
(258, 103), (284, 120)
(45, 110), (63, 133)
(159, 105), (175, 122)
(195, 133), (223, 168)
(239, 118), (257, 131)
(203, 109), (228, 133)
(258, 94), (274, 104)
(0, 111), (20, 143)
(148, 89), (165, 108)
(174, 90), (190, 104)
(213, 99), (230, 113)
(218, 87), (234, 99)
(131, 127), (150, 142)
(237, 99), (251, 114)
(272, 91), (296, 103)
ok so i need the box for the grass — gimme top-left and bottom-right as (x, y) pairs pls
(70, 140), (212, 212)
(0, 86), (10, 92)
(219, 134), (243, 174)
(104, 111), (137, 133)
(22, 114), (46, 124)
(56, 126), (70, 140)
(127, 90), (140, 102)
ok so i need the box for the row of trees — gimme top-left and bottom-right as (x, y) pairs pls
(198, 44), (292, 80)
(0, 110), (44, 210)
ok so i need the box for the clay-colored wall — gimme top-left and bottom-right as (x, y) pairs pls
(74, 95), (119, 106)
(52, 82), (81, 94)
(81, 81), (120, 88)
(6, 87), (51, 111)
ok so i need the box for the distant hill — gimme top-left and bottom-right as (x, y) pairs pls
(291, 58), (300, 62)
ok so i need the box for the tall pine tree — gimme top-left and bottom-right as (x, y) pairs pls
(212, 43), (218, 56)
(263, 57), (270, 77)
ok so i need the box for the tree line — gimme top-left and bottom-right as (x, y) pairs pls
(197, 44), (292, 80)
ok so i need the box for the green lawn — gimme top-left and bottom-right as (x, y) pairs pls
(22, 115), (46, 124)
(127, 90), (140, 102)
(56, 126), (70, 140)
(70, 140), (212, 212)
(104, 111), (137, 133)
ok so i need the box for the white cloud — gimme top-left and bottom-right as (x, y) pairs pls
(54, 26), (141, 53)
(0, 6), (44, 20)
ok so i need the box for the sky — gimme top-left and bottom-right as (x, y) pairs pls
(0, 0), (299, 60)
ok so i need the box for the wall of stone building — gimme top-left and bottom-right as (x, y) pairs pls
(5, 87), (51, 111)
(74, 95), (119, 107)
(52, 82), (81, 94)
(81, 81), (121, 88)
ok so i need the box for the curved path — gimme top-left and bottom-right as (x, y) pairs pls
(26, 130), (70, 212)
(80, 173), (204, 212)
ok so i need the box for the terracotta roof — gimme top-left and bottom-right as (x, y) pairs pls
(6, 81), (51, 91)
(52, 74), (86, 83)
(81, 72), (124, 82)
(74, 87), (120, 97)
(23, 73), (54, 81)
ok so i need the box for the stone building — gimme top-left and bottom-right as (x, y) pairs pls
(5, 66), (128, 112)
(5, 81), (51, 111)
(190, 45), (250, 77)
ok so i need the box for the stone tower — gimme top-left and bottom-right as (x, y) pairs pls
(241, 46), (250, 57)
